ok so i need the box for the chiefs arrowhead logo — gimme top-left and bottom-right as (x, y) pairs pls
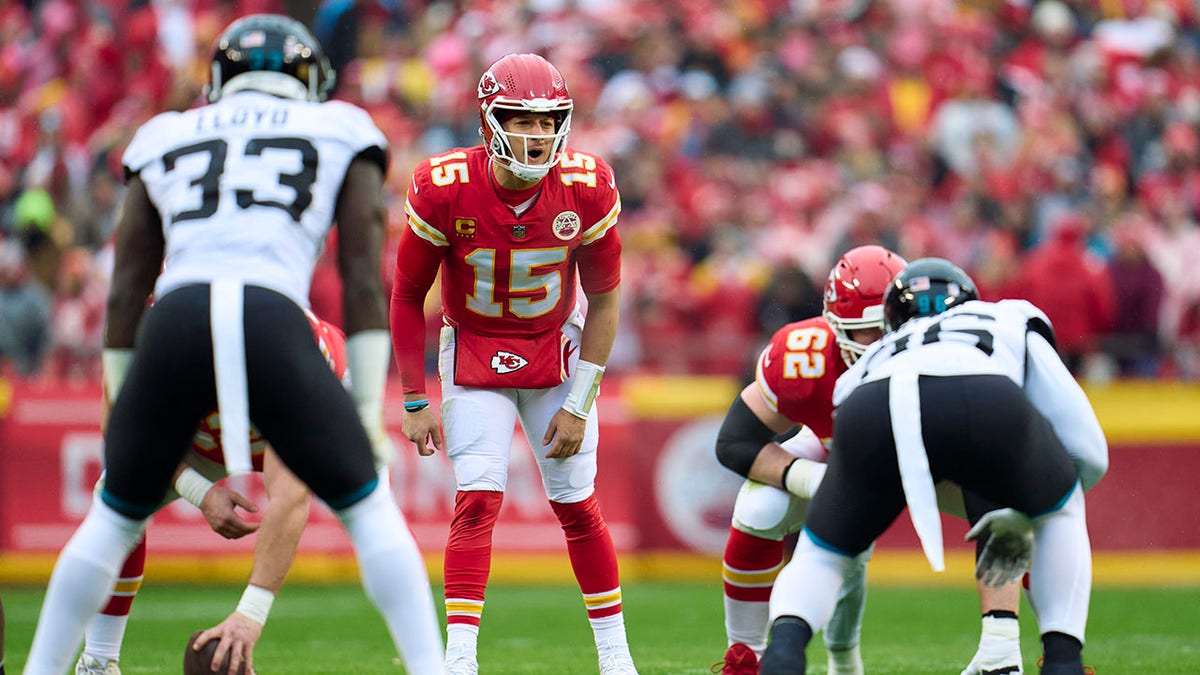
(491, 351), (529, 374)
(478, 70), (501, 98)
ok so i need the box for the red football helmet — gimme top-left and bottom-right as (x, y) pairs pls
(822, 245), (908, 365)
(477, 53), (573, 182)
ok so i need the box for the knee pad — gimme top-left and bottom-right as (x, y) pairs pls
(732, 480), (807, 541)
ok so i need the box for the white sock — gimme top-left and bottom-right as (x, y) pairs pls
(25, 501), (145, 675)
(84, 613), (130, 662)
(590, 613), (629, 646)
(724, 597), (769, 654)
(1030, 484), (1092, 642)
(337, 483), (445, 674)
(769, 531), (853, 631)
(446, 624), (479, 649)
(825, 550), (869, 650)
(979, 614), (1020, 647)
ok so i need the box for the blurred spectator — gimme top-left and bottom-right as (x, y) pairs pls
(1102, 215), (1165, 378)
(755, 262), (823, 340)
(1013, 211), (1116, 376)
(44, 246), (104, 381)
(13, 188), (66, 290)
(0, 239), (52, 376)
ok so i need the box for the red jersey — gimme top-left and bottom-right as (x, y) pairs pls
(391, 146), (622, 393)
(192, 311), (348, 471)
(752, 316), (847, 444)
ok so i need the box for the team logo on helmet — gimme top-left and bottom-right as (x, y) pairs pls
(490, 351), (529, 374)
(478, 71), (501, 99)
(824, 282), (837, 304)
(239, 30), (266, 48)
(552, 211), (581, 240)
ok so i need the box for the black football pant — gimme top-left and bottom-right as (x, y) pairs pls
(808, 374), (1080, 556)
(102, 284), (378, 518)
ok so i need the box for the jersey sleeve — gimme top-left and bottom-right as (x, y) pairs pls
(121, 112), (180, 179)
(323, 101), (389, 174)
(1023, 330), (1109, 490)
(390, 162), (447, 395)
(999, 299), (1057, 349)
(576, 156), (622, 294)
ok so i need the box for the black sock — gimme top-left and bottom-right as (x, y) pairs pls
(1041, 631), (1083, 671)
(984, 609), (1019, 620)
(760, 616), (812, 675)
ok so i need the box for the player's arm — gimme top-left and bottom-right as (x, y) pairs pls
(172, 461), (260, 540)
(1023, 330), (1109, 489)
(543, 285), (620, 459)
(391, 170), (447, 457)
(335, 155), (396, 466)
(101, 175), (163, 400)
(194, 448), (311, 675)
(715, 384), (826, 497)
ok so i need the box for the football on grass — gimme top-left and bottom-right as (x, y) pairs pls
(183, 630), (249, 675)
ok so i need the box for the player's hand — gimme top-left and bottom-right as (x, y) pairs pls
(200, 486), (260, 539)
(543, 409), (586, 459)
(402, 406), (443, 457)
(194, 612), (262, 674)
(965, 508), (1034, 588)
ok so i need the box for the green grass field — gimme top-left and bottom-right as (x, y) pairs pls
(3, 582), (1198, 673)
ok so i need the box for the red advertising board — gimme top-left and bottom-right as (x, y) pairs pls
(1, 379), (1197, 559)
(0, 381), (636, 557)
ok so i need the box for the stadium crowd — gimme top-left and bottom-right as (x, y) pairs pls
(1, 0), (1199, 383)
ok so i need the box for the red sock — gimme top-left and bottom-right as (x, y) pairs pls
(101, 534), (146, 616)
(722, 527), (784, 603)
(444, 490), (504, 628)
(551, 496), (622, 620)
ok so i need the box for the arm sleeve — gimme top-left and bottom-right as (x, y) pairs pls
(390, 229), (442, 395)
(1023, 331), (1109, 490)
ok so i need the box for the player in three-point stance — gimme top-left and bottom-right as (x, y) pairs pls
(714, 247), (1032, 675)
(759, 258), (1106, 675)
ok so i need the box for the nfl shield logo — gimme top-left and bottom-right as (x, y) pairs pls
(512, 224), (527, 239)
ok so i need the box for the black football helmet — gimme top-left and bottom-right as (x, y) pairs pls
(207, 14), (335, 104)
(883, 257), (979, 332)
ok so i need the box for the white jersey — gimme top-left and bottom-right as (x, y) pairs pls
(834, 298), (1108, 571)
(836, 299), (1108, 490)
(122, 91), (387, 308)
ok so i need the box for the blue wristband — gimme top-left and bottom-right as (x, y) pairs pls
(404, 398), (430, 412)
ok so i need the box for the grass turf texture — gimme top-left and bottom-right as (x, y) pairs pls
(2, 583), (1197, 673)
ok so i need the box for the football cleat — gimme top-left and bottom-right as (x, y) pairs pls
(1036, 656), (1095, 674)
(712, 642), (759, 675)
(961, 615), (1023, 675)
(444, 643), (479, 675)
(597, 639), (639, 674)
(75, 654), (121, 675)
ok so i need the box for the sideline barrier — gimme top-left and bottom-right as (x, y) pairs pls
(1, 376), (1197, 585)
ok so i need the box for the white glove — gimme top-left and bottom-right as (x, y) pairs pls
(965, 508), (1034, 588)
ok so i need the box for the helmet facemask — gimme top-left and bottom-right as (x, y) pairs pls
(824, 305), (886, 366)
(481, 99), (572, 183)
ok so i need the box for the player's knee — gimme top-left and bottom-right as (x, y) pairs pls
(451, 454), (508, 491)
(732, 482), (800, 540)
